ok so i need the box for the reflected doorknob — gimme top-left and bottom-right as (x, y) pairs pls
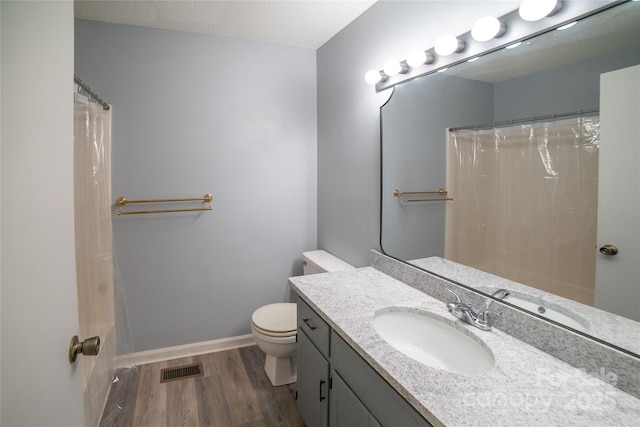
(69, 335), (101, 363)
(599, 244), (619, 256)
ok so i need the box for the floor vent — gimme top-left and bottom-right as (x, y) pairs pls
(160, 363), (204, 383)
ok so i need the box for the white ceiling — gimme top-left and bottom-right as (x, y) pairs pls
(74, 0), (378, 49)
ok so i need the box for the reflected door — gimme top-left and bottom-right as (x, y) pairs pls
(595, 65), (640, 321)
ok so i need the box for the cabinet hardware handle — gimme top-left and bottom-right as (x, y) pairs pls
(319, 380), (326, 401)
(302, 318), (317, 330)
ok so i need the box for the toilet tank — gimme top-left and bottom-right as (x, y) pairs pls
(302, 250), (355, 275)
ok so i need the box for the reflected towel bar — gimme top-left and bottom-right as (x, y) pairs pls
(393, 189), (453, 203)
(116, 194), (213, 215)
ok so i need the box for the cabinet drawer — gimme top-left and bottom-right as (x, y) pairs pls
(297, 296), (331, 357)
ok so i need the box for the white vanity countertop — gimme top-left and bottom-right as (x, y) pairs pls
(289, 267), (640, 427)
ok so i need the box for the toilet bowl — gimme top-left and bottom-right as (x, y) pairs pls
(251, 250), (354, 386)
(251, 303), (297, 386)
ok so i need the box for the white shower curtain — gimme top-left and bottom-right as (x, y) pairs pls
(445, 117), (600, 305)
(74, 84), (116, 425)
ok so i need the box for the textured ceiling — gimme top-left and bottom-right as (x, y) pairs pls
(74, 0), (378, 49)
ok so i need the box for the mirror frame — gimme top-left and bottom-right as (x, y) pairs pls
(378, 0), (640, 360)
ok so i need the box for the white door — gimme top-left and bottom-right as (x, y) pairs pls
(1, 1), (85, 426)
(595, 65), (640, 321)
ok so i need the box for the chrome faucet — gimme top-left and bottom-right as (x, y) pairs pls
(444, 289), (501, 331)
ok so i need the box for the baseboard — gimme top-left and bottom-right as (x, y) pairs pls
(116, 334), (256, 368)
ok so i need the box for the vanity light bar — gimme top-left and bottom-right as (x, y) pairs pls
(367, 0), (622, 92)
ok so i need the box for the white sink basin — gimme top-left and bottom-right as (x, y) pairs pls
(373, 309), (494, 375)
(499, 292), (589, 332)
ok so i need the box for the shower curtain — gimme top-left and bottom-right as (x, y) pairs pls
(445, 117), (600, 305)
(75, 83), (138, 425)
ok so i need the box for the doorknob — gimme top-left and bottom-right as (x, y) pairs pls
(69, 335), (101, 363)
(599, 244), (619, 256)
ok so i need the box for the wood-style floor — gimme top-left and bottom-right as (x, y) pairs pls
(100, 345), (305, 427)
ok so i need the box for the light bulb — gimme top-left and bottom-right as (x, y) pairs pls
(471, 16), (506, 42)
(434, 34), (465, 56)
(383, 59), (407, 76)
(519, 0), (561, 22)
(406, 49), (433, 68)
(364, 69), (383, 85)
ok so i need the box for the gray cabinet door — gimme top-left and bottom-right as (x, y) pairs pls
(330, 371), (381, 427)
(297, 329), (330, 427)
(331, 333), (432, 427)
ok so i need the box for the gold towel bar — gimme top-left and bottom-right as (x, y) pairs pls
(116, 194), (213, 215)
(393, 189), (453, 203)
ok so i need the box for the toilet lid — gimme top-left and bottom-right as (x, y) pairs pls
(252, 303), (297, 333)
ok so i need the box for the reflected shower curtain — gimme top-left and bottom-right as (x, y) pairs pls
(445, 117), (600, 305)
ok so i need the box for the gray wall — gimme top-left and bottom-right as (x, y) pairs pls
(316, 1), (517, 268)
(75, 20), (317, 352)
(494, 47), (640, 121)
(381, 74), (494, 260)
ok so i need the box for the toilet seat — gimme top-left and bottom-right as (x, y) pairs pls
(251, 325), (297, 343)
(251, 303), (296, 337)
(252, 324), (296, 338)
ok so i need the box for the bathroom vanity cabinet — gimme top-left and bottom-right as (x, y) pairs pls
(296, 296), (432, 427)
(291, 264), (640, 426)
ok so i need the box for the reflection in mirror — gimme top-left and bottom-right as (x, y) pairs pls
(381, 1), (640, 356)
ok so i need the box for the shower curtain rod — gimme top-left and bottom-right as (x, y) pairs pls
(74, 75), (110, 111)
(449, 108), (599, 132)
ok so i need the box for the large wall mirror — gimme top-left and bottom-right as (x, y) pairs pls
(381, 0), (640, 357)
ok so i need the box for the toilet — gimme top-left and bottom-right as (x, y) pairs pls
(251, 250), (355, 386)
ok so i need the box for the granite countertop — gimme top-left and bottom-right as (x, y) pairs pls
(289, 267), (640, 427)
(410, 256), (640, 355)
